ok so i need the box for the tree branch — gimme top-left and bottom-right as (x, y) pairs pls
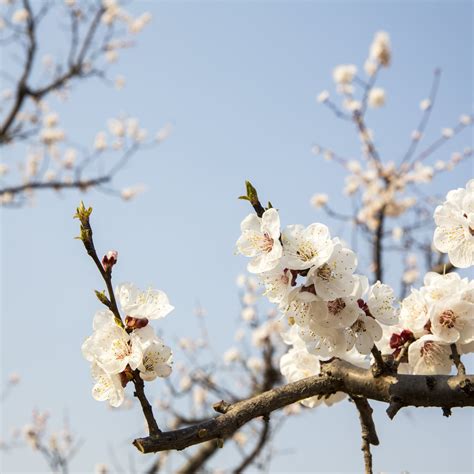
(176, 441), (220, 474)
(233, 416), (270, 474)
(353, 397), (379, 474)
(450, 344), (466, 376)
(0, 176), (110, 200)
(133, 358), (474, 454)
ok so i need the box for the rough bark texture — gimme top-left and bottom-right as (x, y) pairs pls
(133, 359), (474, 454)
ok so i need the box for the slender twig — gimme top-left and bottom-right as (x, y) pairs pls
(450, 344), (466, 376)
(322, 99), (352, 121)
(372, 208), (385, 283)
(0, 176), (110, 199)
(233, 417), (271, 474)
(76, 205), (163, 437)
(176, 441), (220, 474)
(75, 205), (122, 325)
(133, 372), (161, 436)
(353, 397), (379, 474)
(370, 345), (386, 376)
(393, 341), (411, 372)
(400, 69), (441, 167)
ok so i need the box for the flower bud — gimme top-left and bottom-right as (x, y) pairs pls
(125, 315), (149, 329)
(102, 250), (118, 272)
(119, 366), (134, 388)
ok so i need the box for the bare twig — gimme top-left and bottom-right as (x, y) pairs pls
(450, 344), (466, 376)
(177, 441), (220, 474)
(400, 69), (441, 167)
(353, 397), (379, 474)
(0, 176), (110, 200)
(233, 416), (271, 474)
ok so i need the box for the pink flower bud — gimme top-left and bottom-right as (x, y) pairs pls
(102, 250), (118, 272)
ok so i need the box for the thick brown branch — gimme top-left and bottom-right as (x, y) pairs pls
(133, 359), (474, 454)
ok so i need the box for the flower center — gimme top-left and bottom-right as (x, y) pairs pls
(112, 338), (131, 360)
(438, 309), (457, 329)
(317, 263), (332, 281)
(420, 341), (445, 366)
(351, 319), (366, 334)
(328, 298), (346, 315)
(257, 232), (274, 253)
(296, 242), (317, 262)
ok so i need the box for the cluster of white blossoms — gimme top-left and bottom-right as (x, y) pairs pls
(236, 208), (399, 360)
(377, 271), (474, 375)
(82, 282), (173, 407)
(433, 179), (474, 268)
(313, 31), (473, 233)
(280, 325), (368, 408)
(324, 31), (391, 113)
(237, 180), (473, 406)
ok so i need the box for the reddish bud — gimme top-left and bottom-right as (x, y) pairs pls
(102, 250), (118, 272)
(389, 329), (414, 350)
(119, 366), (134, 388)
(125, 315), (149, 329)
(357, 298), (370, 316)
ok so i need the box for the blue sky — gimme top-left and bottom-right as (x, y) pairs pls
(1, 1), (473, 472)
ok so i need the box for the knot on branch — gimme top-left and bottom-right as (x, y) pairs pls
(213, 400), (231, 414)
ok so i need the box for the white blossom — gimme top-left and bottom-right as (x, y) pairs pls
(364, 60), (377, 77)
(82, 310), (143, 374)
(260, 265), (292, 307)
(420, 99), (431, 111)
(116, 282), (174, 320)
(280, 345), (322, 407)
(299, 322), (347, 358)
(407, 335), (452, 375)
(121, 185), (145, 200)
(345, 314), (383, 355)
(223, 347), (240, 364)
(368, 88), (386, 108)
(108, 118), (125, 137)
(441, 128), (454, 138)
(90, 363), (124, 407)
(236, 208), (283, 274)
(317, 297), (364, 330)
(366, 282), (398, 325)
(310, 193), (328, 208)
(12, 8), (29, 23)
(138, 341), (172, 381)
(281, 223), (333, 271)
(317, 90), (329, 103)
(433, 179), (474, 268)
(369, 31), (391, 66)
(94, 132), (107, 151)
(308, 242), (358, 300)
(333, 64), (357, 85)
(429, 297), (474, 344)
